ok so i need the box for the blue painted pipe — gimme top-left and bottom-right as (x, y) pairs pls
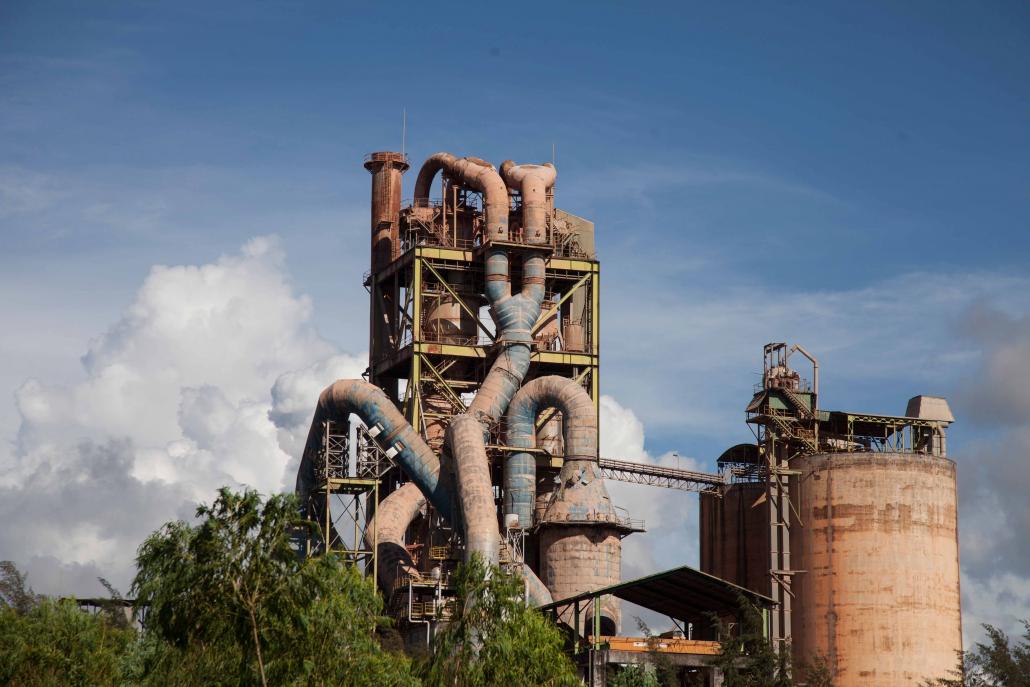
(504, 375), (598, 527)
(296, 379), (453, 523)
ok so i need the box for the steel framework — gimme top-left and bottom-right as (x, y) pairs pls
(308, 422), (394, 582)
(598, 457), (726, 493)
(363, 178), (603, 634)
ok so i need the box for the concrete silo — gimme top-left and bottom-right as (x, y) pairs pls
(703, 342), (962, 685)
(790, 451), (961, 685)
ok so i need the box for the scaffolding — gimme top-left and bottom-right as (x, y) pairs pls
(744, 342), (818, 654)
(360, 177), (605, 642)
(308, 422), (394, 581)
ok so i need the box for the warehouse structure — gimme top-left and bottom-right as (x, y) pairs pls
(294, 150), (962, 686)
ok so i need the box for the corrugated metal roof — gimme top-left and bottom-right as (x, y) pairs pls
(538, 565), (774, 622)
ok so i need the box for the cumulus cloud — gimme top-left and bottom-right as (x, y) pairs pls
(600, 394), (708, 632)
(951, 306), (1030, 642)
(1, 237), (361, 595)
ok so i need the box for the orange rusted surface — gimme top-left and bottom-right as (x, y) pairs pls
(601, 636), (721, 656)
(364, 151), (409, 270)
(791, 452), (961, 686)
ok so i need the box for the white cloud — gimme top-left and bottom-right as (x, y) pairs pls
(603, 271), (1030, 441)
(600, 394), (708, 633)
(1, 237), (361, 595)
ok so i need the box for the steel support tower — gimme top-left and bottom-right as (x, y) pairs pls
(362, 163), (601, 624)
(745, 342), (819, 654)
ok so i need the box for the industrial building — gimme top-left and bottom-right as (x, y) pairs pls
(293, 151), (962, 686)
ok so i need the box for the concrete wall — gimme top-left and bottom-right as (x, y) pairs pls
(791, 452), (962, 686)
(539, 526), (621, 634)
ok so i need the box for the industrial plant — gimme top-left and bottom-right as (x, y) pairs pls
(293, 150), (963, 686)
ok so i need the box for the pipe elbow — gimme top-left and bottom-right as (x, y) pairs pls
(412, 152), (457, 205)
(500, 160), (557, 190)
(499, 161), (556, 243)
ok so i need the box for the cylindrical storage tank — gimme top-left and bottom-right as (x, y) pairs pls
(424, 274), (482, 345)
(538, 525), (621, 635)
(699, 483), (770, 596)
(364, 151), (409, 271)
(791, 452), (961, 686)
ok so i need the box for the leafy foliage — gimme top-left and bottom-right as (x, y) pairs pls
(710, 595), (792, 687)
(794, 655), (833, 687)
(925, 622), (1030, 687)
(130, 486), (417, 687)
(0, 596), (136, 687)
(0, 560), (38, 614)
(418, 554), (579, 687)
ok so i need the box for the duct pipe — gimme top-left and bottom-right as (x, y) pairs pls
(296, 379), (453, 522)
(500, 161), (556, 244)
(365, 482), (425, 593)
(523, 564), (554, 607)
(790, 343), (820, 402)
(504, 375), (597, 527)
(413, 153), (510, 241)
(469, 250), (546, 426)
(446, 415), (501, 565)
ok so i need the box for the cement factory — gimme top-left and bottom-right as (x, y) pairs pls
(293, 150), (963, 686)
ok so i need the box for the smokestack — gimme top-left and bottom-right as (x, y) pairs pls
(364, 151), (409, 271)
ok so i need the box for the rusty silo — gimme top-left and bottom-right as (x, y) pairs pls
(699, 482), (770, 597)
(790, 451), (961, 685)
(703, 344), (961, 685)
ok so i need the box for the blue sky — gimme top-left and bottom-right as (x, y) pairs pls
(2, 0), (1030, 642)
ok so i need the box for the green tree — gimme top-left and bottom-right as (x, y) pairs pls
(794, 655), (832, 687)
(0, 595), (135, 687)
(711, 595), (792, 687)
(0, 560), (39, 614)
(925, 621), (1030, 687)
(131, 487), (416, 687)
(419, 555), (579, 687)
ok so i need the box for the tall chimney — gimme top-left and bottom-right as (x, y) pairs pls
(364, 151), (409, 271)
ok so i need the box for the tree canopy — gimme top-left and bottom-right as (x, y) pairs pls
(417, 554), (580, 687)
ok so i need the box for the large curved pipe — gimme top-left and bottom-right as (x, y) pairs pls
(504, 375), (597, 527)
(524, 564), (554, 607)
(446, 415), (500, 565)
(469, 251), (546, 426)
(413, 152), (510, 241)
(500, 161), (556, 244)
(296, 380), (453, 522)
(365, 482), (425, 592)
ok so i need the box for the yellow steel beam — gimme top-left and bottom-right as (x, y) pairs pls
(531, 271), (591, 336)
(418, 353), (467, 412)
(548, 257), (597, 272)
(416, 246), (474, 262)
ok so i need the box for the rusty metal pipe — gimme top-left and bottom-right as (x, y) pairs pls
(413, 152), (510, 241)
(504, 375), (597, 527)
(295, 379), (453, 522)
(500, 160), (556, 244)
(446, 415), (501, 565)
(364, 151), (409, 270)
(365, 482), (425, 592)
